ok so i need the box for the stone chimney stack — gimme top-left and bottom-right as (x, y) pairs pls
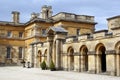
(40, 5), (53, 19)
(12, 11), (20, 24)
(31, 12), (39, 20)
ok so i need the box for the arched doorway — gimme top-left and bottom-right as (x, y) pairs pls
(96, 43), (106, 73)
(67, 47), (74, 71)
(80, 45), (88, 71)
(100, 46), (106, 72)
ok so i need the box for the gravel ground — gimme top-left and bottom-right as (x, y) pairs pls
(0, 66), (119, 80)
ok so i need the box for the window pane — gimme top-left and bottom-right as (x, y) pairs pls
(19, 32), (23, 38)
(19, 47), (22, 58)
(6, 47), (11, 58)
(42, 29), (46, 35)
(7, 31), (11, 37)
(76, 29), (80, 35)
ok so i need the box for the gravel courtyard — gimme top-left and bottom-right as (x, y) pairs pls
(0, 66), (119, 80)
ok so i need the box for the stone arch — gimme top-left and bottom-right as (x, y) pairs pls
(95, 43), (106, 73)
(36, 50), (42, 67)
(80, 45), (88, 71)
(115, 41), (120, 54)
(67, 46), (74, 71)
(115, 41), (120, 76)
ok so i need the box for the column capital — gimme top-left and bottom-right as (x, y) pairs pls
(88, 51), (96, 55)
(105, 50), (116, 55)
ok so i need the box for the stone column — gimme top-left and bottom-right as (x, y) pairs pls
(116, 54), (120, 76)
(22, 47), (25, 60)
(96, 54), (100, 73)
(47, 41), (52, 67)
(81, 55), (84, 72)
(68, 56), (71, 71)
(79, 55), (81, 72)
(55, 39), (60, 69)
(34, 44), (37, 68)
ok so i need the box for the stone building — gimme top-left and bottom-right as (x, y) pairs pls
(0, 5), (120, 76)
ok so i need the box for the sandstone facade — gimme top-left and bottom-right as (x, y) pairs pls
(0, 5), (120, 76)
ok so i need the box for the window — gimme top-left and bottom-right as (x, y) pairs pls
(76, 29), (80, 35)
(19, 32), (23, 38)
(42, 29), (46, 36)
(7, 31), (11, 37)
(6, 47), (11, 58)
(19, 47), (23, 59)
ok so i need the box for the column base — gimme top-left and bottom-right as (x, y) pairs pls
(63, 68), (68, 71)
(88, 70), (96, 74)
(108, 71), (116, 76)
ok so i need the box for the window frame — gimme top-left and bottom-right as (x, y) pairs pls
(41, 29), (46, 36)
(7, 31), (12, 38)
(19, 32), (23, 38)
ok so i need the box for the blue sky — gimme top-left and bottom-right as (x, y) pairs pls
(0, 0), (120, 31)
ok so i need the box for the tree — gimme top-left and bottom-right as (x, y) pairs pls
(49, 60), (56, 71)
(40, 61), (47, 70)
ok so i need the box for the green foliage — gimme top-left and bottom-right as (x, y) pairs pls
(49, 60), (56, 71)
(40, 61), (47, 70)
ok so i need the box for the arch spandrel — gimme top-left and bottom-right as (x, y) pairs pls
(115, 41), (120, 54)
(95, 43), (106, 55)
(79, 45), (88, 55)
(67, 46), (74, 55)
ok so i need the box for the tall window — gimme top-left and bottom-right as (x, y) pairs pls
(19, 32), (23, 38)
(6, 47), (11, 58)
(42, 29), (46, 36)
(19, 47), (23, 59)
(7, 31), (11, 37)
(76, 29), (80, 35)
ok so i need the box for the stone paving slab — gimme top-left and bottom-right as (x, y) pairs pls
(0, 66), (119, 80)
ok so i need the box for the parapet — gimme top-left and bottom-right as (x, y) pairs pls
(52, 12), (95, 24)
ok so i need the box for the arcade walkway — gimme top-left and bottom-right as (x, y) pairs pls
(0, 67), (119, 80)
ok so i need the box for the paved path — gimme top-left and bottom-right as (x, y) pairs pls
(0, 66), (119, 80)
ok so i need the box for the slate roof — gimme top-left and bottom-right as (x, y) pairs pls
(49, 26), (68, 33)
(25, 18), (53, 25)
(0, 21), (24, 27)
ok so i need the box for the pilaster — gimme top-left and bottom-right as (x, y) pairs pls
(55, 39), (60, 69)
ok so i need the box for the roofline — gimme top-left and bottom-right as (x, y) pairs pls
(94, 30), (108, 33)
(51, 12), (95, 18)
(53, 19), (97, 25)
(0, 21), (25, 27)
(25, 18), (53, 26)
(107, 15), (120, 20)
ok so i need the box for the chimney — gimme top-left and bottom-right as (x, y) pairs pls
(40, 5), (53, 19)
(31, 12), (39, 20)
(12, 11), (20, 24)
